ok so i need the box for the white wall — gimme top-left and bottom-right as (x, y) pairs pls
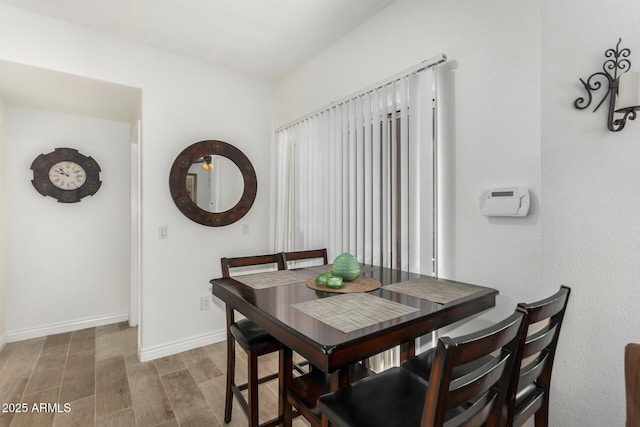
(0, 98), (6, 349)
(541, 1), (640, 425)
(278, 0), (638, 424)
(276, 0), (543, 320)
(5, 107), (130, 337)
(0, 4), (276, 358)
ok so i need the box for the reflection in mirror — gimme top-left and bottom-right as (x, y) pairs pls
(187, 155), (243, 213)
(169, 139), (257, 227)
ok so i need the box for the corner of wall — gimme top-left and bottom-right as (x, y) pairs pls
(0, 97), (6, 345)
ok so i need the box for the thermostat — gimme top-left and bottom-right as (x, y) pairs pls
(479, 187), (530, 217)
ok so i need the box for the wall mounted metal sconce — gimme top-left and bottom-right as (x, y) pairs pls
(574, 38), (640, 132)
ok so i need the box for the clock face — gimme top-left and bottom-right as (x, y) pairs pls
(31, 147), (101, 203)
(48, 161), (87, 190)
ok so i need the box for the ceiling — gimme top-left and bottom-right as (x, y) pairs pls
(0, 0), (395, 123)
(0, 0), (396, 79)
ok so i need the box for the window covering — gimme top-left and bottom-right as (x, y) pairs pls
(275, 64), (438, 276)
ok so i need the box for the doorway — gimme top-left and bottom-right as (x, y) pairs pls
(0, 60), (142, 345)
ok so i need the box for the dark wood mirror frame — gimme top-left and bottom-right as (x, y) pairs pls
(169, 140), (257, 227)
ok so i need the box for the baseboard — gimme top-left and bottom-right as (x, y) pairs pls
(6, 312), (129, 342)
(0, 331), (6, 351)
(139, 328), (226, 362)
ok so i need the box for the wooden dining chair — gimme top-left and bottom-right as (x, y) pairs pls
(317, 309), (528, 427)
(625, 343), (640, 427)
(221, 253), (286, 427)
(506, 286), (571, 427)
(401, 286), (571, 427)
(281, 248), (328, 269)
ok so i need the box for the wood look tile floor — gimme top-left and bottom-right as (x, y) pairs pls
(0, 322), (311, 427)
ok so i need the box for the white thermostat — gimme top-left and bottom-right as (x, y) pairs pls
(479, 187), (530, 217)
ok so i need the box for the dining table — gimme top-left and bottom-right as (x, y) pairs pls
(210, 264), (498, 426)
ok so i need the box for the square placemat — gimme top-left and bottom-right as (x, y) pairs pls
(291, 293), (418, 333)
(384, 278), (481, 304)
(233, 270), (314, 289)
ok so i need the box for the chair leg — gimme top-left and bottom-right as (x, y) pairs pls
(535, 401), (549, 427)
(248, 350), (259, 427)
(280, 347), (293, 426)
(224, 335), (235, 423)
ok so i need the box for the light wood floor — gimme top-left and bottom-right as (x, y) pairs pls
(0, 322), (311, 427)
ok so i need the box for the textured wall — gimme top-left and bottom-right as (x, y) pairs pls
(542, 1), (640, 425)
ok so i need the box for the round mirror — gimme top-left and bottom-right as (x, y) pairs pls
(169, 140), (257, 226)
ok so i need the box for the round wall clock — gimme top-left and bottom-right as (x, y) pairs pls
(30, 147), (102, 203)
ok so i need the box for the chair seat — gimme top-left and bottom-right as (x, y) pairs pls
(288, 362), (374, 423)
(317, 367), (429, 427)
(230, 318), (280, 350)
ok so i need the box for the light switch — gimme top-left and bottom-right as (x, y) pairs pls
(242, 223), (250, 236)
(159, 226), (168, 239)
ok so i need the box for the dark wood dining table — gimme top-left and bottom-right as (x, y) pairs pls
(211, 265), (497, 426)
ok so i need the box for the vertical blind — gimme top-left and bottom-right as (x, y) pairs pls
(275, 63), (438, 276)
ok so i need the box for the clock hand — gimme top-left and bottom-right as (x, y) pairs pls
(57, 168), (69, 177)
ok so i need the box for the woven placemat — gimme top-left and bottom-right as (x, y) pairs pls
(233, 270), (314, 289)
(383, 278), (481, 304)
(291, 293), (418, 333)
(305, 276), (381, 293)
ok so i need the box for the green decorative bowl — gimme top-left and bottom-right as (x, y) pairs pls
(315, 272), (332, 286)
(326, 276), (344, 289)
(331, 253), (361, 281)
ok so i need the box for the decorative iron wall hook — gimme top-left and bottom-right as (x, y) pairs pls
(574, 38), (640, 132)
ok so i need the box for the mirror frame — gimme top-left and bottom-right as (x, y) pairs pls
(169, 140), (257, 227)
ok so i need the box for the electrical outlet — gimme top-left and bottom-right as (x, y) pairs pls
(200, 296), (210, 310)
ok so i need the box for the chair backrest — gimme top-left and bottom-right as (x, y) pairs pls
(507, 286), (571, 426)
(220, 253), (285, 278)
(281, 248), (328, 269)
(626, 343), (640, 427)
(421, 308), (528, 427)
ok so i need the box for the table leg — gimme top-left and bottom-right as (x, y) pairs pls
(279, 346), (293, 427)
(329, 366), (350, 391)
(400, 339), (415, 362)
